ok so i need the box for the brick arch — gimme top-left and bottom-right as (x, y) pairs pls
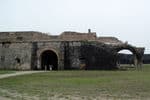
(37, 48), (59, 59)
(37, 47), (60, 70)
(114, 44), (145, 70)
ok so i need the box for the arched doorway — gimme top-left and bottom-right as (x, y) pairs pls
(117, 49), (136, 69)
(40, 50), (58, 70)
(114, 44), (145, 70)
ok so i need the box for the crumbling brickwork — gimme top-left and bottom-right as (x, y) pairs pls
(0, 31), (145, 70)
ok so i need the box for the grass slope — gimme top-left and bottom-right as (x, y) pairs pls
(0, 70), (15, 75)
(0, 65), (150, 99)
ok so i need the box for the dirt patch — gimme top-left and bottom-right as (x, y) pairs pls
(0, 96), (11, 100)
(0, 88), (145, 100)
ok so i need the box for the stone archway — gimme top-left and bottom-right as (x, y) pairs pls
(40, 50), (58, 70)
(114, 44), (145, 70)
(117, 49), (134, 67)
(117, 49), (135, 68)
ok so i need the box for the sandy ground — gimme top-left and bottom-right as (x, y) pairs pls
(0, 97), (11, 100)
(0, 88), (145, 100)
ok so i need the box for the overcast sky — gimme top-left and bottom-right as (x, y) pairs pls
(0, 0), (150, 54)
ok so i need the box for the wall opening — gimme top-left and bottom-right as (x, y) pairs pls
(15, 57), (21, 64)
(1, 56), (5, 62)
(117, 49), (135, 69)
(41, 50), (58, 70)
(2, 42), (11, 48)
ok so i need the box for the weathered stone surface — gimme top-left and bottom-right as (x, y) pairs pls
(0, 31), (145, 70)
(0, 42), (32, 70)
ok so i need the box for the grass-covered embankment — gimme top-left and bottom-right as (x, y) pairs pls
(0, 64), (150, 99)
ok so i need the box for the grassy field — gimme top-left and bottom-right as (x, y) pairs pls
(0, 70), (15, 75)
(0, 65), (150, 100)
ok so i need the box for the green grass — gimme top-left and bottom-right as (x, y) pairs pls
(0, 64), (150, 99)
(0, 70), (15, 74)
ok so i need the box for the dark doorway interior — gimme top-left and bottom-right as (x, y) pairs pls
(41, 50), (58, 70)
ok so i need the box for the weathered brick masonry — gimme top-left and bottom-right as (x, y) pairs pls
(0, 30), (145, 70)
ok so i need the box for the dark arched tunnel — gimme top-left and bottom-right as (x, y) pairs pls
(41, 50), (58, 70)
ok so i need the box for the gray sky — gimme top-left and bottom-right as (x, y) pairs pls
(0, 0), (150, 54)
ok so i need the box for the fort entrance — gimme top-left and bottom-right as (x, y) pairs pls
(41, 50), (58, 70)
(0, 31), (145, 70)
